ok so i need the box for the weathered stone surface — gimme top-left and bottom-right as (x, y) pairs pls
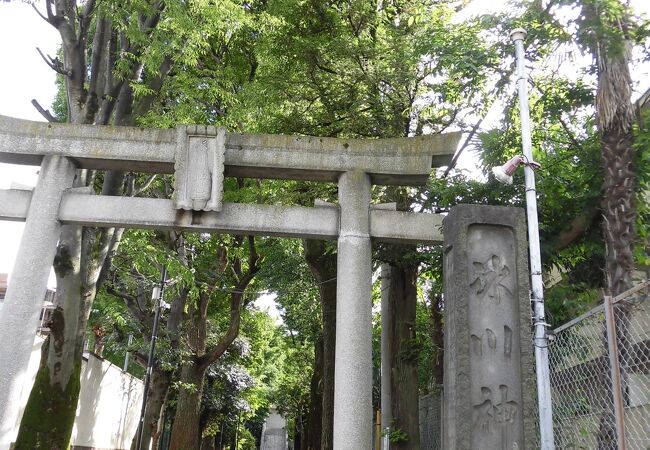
(442, 205), (536, 450)
(174, 125), (225, 211)
(333, 171), (373, 450)
(0, 156), (76, 449)
(0, 189), (444, 243)
(0, 114), (460, 185)
(60, 194), (340, 239)
(370, 208), (443, 244)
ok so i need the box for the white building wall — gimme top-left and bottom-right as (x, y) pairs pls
(6, 336), (143, 450)
(71, 352), (144, 450)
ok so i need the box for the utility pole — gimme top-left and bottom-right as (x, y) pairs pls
(510, 28), (555, 449)
(123, 333), (133, 372)
(135, 266), (167, 450)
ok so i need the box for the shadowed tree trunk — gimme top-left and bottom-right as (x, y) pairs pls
(387, 262), (421, 450)
(304, 239), (337, 450)
(201, 433), (217, 450)
(304, 337), (324, 450)
(130, 366), (173, 450)
(429, 292), (444, 387)
(15, 217), (85, 450)
(171, 363), (206, 450)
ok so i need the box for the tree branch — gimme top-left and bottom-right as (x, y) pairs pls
(31, 99), (57, 123)
(44, 0), (60, 25)
(196, 236), (261, 372)
(134, 174), (158, 197)
(86, 16), (110, 121)
(106, 282), (149, 326)
(96, 228), (125, 291)
(31, 3), (51, 24)
(442, 117), (483, 178)
(36, 47), (71, 76)
(196, 292), (243, 373)
(549, 206), (599, 253)
(80, 0), (97, 34)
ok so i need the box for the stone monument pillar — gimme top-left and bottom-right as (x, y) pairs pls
(442, 205), (536, 449)
(333, 171), (373, 450)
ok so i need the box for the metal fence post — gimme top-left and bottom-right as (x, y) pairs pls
(603, 295), (627, 450)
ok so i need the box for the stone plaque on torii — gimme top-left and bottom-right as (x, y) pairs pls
(0, 114), (536, 450)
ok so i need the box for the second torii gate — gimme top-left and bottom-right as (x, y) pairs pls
(0, 114), (459, 450)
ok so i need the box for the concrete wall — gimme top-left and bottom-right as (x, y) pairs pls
(71, 352), (144, 450)
(7, 336), (143, 450)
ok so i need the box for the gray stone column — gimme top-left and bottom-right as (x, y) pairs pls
(0, 155), (76, 448)
(442, 205), (536, 449)
(333, 171), (372, 450)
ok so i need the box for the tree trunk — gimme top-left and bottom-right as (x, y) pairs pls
(169, 362), (206, 450)
(293, 412), (305, 450)
(168, 239), (258, 450)
(581, 2), (637, 446)
(304, 337), (324, 450)
(303, 239), (336, 450)
(200, 433), (217, 450)
(13, 334), (82, 450)
(388, 264), (421, 450)
(14, 224), (86, 450)
(15, 4), (168, 446)
(429, 292), (444, 387)
(601, 130), (636, 296)
(131, 367), (172, 450)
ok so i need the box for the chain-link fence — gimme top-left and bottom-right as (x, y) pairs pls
(548, 281), (650, 449)
(419, 391), (442, 450)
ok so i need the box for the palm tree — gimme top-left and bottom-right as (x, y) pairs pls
(580, 2), (638, 446)
(585, 0), (637, 297)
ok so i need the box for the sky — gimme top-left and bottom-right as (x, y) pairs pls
(0, 2), (60, 284)
(0, 0), (648, 292)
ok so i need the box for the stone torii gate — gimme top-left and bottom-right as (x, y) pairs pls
(0, 115), (458, 449)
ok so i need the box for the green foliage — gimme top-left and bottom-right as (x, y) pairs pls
(231, 0), (501, 137)
(268, 331), (314, 439)
(383, 426), (409, 443)
(633, 110), (650, 267)
(51, 73), (68, 123)
(544, 280), (601, 326)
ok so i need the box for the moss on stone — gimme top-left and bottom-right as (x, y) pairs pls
(14, 359), (82, 450)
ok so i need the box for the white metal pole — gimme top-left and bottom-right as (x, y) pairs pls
(510, 28), (555, 450)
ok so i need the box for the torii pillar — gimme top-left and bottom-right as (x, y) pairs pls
(0, 156), (76, 448)
(333, 171), (373, 448)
